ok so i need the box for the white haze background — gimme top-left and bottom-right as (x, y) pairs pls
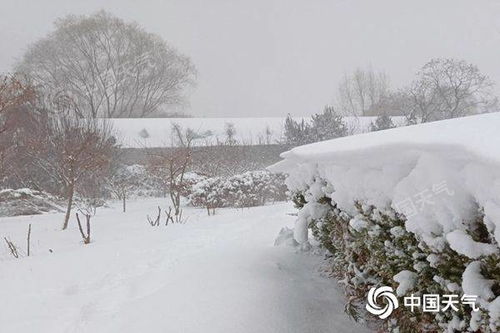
(0, 0), (499, 117)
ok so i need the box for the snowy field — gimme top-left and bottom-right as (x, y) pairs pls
(0, 198), (366, 333)
(110, 117), (405, 148)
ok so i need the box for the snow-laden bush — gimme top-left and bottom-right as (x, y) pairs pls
(271, 114), (500, 332)
(188, 171), (287, 209)
(176, 172), (208, 197)
(109, 164), (162, 199)
(300, 195), (499, 332)
(0, 188), (63, 217)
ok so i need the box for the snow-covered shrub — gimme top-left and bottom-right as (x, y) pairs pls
(0, 188), (63, 217)
(188, 171), (287, 209)
(305, 198), (496, 331)
(370, 113), (395, 131)
(272, 114), (500, 332)
(188, 176), (225, 209)
(109, 164), (161, 198)
(176, 172), (208, 197)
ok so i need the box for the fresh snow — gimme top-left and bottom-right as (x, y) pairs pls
(393, 270), (418, 296)
(0, 198), (366, 333)
(275, 113), (500, 165)
(270, 112), (500, 251)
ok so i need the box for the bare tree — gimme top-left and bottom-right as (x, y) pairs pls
(4, 237), (19, 258)
(336, 67), (390, 117)
(264, 126), (272, 145)
(16, 11), (196, 118)
(148, 123), (196, 219)
(31, 116), (116, 230)
(27, 224), (31, 257)
(75, 212), (91, 244)
(0, 75), (37, 122)
(224, 122), (237, 145)
(402, 58), (497, 123)
(108, 164), (135, 213)
(0, 75), (38, 181)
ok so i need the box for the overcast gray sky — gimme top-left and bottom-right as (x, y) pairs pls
(0, 0), (499, 117)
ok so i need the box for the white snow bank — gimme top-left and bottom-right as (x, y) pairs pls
(275, 113), (500, 166)
(270, 113), (500, 249)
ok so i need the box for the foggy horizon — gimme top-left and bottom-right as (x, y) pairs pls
(1, 0), (499, 117)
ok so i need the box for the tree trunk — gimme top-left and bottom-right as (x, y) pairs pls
(62, 183), (74, 230)
(122, 195), (126, 213)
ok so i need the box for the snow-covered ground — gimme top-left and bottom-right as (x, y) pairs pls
(0, 198), (366, 333)
(110, 116), (405, 148)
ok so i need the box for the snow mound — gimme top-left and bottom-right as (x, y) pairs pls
(274, 227), (299, 247)
(270, 113), (500, 248)
(274, 113), (500, 167)
(0, 188), (63, 217)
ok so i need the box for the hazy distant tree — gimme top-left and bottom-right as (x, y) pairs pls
(17, 11), (196, 118)
(108, 165), (135, 213)
(283, 107), (347, 146)
(370, 113), (395, 131)
(403, 58), (497, 123)
(311, 106), (347, 141)
(366, 92), (407, 116)
(264, 125), (272, 145)
(224, 122), (237, 145)
(32, 116), (116, 229)
(337, 67), (390, 116)
(283, 115), (312, 146)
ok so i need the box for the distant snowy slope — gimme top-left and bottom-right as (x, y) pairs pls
(110, 116), (405, 148)
(273, 112), (500, 167)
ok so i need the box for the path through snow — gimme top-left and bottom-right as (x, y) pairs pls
(0, 199), (366, 333)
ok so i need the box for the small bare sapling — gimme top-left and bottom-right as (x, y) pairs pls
(76, 212), (91, 244)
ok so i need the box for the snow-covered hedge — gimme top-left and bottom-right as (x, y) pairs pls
(188, 171), (287, 209)
(270, 114), (500, 332)
(109, 164), (164, 198)
(176, 172), (208, 197)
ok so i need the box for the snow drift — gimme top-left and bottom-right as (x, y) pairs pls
(270, 113), (500, 332)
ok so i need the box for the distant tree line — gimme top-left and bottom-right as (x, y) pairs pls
(334, 59), (497, 122)
(283, 58), (497, 146)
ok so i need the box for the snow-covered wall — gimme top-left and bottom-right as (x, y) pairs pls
(272, 113), (500, 246)
(270, 113), (500, 332)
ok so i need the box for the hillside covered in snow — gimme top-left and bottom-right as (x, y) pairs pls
(110, 117), (405, 148)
